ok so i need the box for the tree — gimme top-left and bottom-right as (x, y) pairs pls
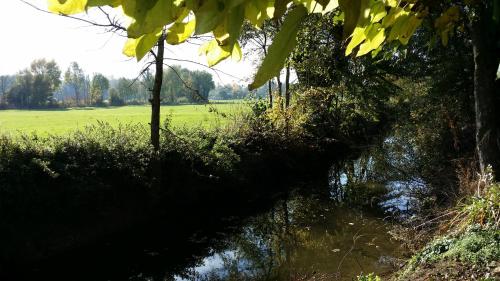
(190, 70), (215, 102)
(108, 87), (124, 106)
(64, 62), (85, 106)
(0, 75), (15, 104)
(117, 77), (138, 102)
(29, 59), (62, 106)
(5, 59), (61, 108)
(90, 73), (109, 105)
(49, 0), (500, 175)
(241, 21), (277, 107)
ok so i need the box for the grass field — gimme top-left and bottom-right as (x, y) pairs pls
(0, 101), (246, 136)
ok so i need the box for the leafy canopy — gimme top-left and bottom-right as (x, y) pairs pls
(48, 0), (485, 89)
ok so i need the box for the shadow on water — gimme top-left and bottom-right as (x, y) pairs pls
(9, 177), (403, 281)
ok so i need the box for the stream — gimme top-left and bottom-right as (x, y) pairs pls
(14, 168), (404, 281)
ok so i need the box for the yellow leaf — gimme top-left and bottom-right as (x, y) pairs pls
(357, 23), (385, 56)
(166, 19), (196, 45)
(125, 0), (180, 38)
(231, 42), (243, 61)
(48, 0), (87, 14)
(383, 0), (398, 7)
(122, 37), (137, 57)
(199, 40), (232, 66)
(345, 26), (367, 55)
(122, 29), (162, 61)
(382, 6), (404, 28)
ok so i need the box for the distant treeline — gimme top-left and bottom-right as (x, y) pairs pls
(0, 59), (269, 109)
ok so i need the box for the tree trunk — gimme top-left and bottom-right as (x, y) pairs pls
(268, 80), (273, 108)
(276, 75), (283, 109)
(75, 89), (80, 106)
(151, 34), (165, 151)
(285, 64), (291, 108)
(471, 3), (500, 176)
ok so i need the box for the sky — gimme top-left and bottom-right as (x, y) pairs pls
(0, 0), (256, 85)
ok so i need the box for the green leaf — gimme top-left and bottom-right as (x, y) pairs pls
(166, 19), (196, 45)
(87, 0), (121, 7)
(212, 3), (244, 47)
(295, 0), (323, 13)
(194, 0), (225, 34)
(387, 11), (410, 42)
(249, 5), (307, 90)
(398, 15), (422, 45)
(322, 0), (339, 14)
(339, 0), (369, 38)
(245, 0), (274, 27)
(370, 1), (387, 23)
(274, 0), (290, 18)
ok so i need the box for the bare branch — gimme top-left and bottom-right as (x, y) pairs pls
(163, 63), (208, 103)
(19, 0), (126, 35)
(163, 57), (244, 83)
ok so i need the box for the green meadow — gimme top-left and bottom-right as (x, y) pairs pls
(0, 101), (245, 136)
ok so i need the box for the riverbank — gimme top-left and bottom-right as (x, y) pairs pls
(379, 180), (500, 281)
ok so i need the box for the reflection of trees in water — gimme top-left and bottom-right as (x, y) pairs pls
(188, 194), (400, 281)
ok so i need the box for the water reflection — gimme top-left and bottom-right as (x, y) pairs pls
(173, 192), (401, 281)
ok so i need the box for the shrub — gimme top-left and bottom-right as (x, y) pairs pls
(109, 88), (124, 106)
(176, 96), (190, 104)
(356, 273), (382, 281)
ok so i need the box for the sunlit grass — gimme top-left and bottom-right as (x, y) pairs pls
(0, 102), (246, 136)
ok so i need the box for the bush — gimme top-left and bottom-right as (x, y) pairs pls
(109, 88), (124, 106)
(176, 96), (190, 104)
(356, 273), (382, 281)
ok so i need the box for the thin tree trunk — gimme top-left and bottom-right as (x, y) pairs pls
(151, 34), (165, 151)
(471, 2), (500, 176)
(285, 64), (291, 108)
(262, 33), (273, 109)
(276, 75), (282, 109)
(268, 80), (273, 108)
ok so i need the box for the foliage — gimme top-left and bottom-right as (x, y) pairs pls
(116, 77), (139, 102)
(64, 61), (86, 105)
(108, 87), (124, 106)
(48, 0), (340, 90)
(294, 86), (392, 143)
(451, 176), (500, 231)
(90, 73), (109, 105)
(402, 226), (499, 276)
(356, 273), (382, 281)
(161, 65), (215, 104)
(48, 0), (500, 91)
(5, 59), (61, 108)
